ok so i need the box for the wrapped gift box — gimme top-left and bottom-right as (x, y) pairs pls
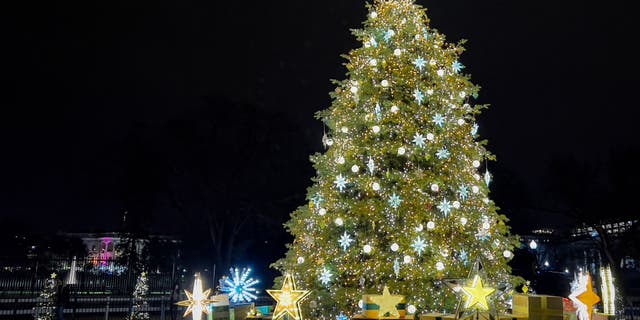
(362, 294), (407, 319)
(512, 294), (563, 320)
(593, 312), (613, 320)
(419, 313), (457, 320)
(210, 294), (231, 320)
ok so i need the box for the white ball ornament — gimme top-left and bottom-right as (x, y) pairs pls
(426, 89), (434, 95)
(297, 256), (305, 264)
(427, 221), (435, 229)
(381, 80), (389, 87)
(429, 59), (436, 66)
(453, 201), (461, 209)
(460, 217), (468, 226)
(336, 156), (345, 164)
(472, 160), (481, 168)
(370, 11), (378, 19)
(426, 133), (434, 141)
(363, 244), (372, 254)
(483, 221), (491, 230)
(369, 59), (377, 66)
(319, 208), (327, 216)
(350, 86), (358, 94)
(474, 174), (481, 181)
(372, 182), (381, 191)
(326, 138), (334, 146)
(431, 183), (439, 192)
(436, 261), (445, 271)
(459, 91), (466, 98)
(398, 147), (406, 155)
(407, 305), (417, 314)
(372, 125), (380, 134)
(351, 165), (360, 173)
(457, 119), (466, 125)
(358, 300), (364, 309)
(335, 217), (344, 226)
(394, 49), (401, 56)
(403, 255), (412, 264)
(483, 198), (490, 204)
(391, 105), (399, 113)
(472, 185), (480, 193)
(390, 243), (399, 252)
(415, 224), (423, 232)
(437, 69), (445, 77)
(503, 250), (513, 258)
(341, 126), (349, 133)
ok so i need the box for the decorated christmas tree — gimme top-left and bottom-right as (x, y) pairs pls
(272, 0), (519, 317)
(35, 273), (57, 320)
(127, 271), (150, 320)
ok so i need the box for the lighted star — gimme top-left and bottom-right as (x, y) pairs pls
(388, 193), (402, 209)
(50, 273), (57, 279)
(413, 133), (426, 148)
(432, 113), (445, 127)
(338, 231), (354, 251)
(370, 286), (404, 319)
(461, 274), (496, 311)
(414, 57), (426, 71)
(176, 274), (217, 320)
(437, 198), (452, 217)
(436, 148), (450, 159)
(267, 273), (310, 320)
(453, 61), (465, 73)
(411, 236), (427, 256)
(570, 273), (601, 320)
(334, 174), (347, 192)
(458, 185), (469, 201)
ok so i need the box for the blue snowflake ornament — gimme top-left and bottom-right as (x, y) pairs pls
(311, 193), (324, 206)
(458, 185), (469, 201)
(414, 57), (426, 71)
(388, 193), (402, 209)
(334, 174), (347, 192)
(423, 28), (430, 40)
(453, 60), (465, 73)
(338, 232), (354, 251)
(471, 123), (479, 136)
(459, 249), (469, 265)
(411, 236), (427, 256)
(337, 314), (349, 320)
(436, 148), (450, 159)
(413, 133), (426, 148)
(413, 88), (424, 104)
(437, 198), (452, 217)
(319, 267), (333, 286)
(432, 113), (445, 127)
(384, 29), (395, 42)
(367, 157), (376, 174)
(370, 36), (378, 48)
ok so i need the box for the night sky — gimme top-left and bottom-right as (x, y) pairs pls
(1, 0), (638, 279)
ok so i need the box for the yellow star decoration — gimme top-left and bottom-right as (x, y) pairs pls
(461, 274), (496, 311)
(370, 286), (404, 319)
(50, 273), (57, 279)
(176, 274), (217, 320)
(577, 274), (601, 320)
(267, 273), (310, 320)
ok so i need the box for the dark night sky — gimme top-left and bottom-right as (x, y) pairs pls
(1, 0), (638, 276)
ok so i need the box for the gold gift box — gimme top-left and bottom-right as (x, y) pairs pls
(512, 294), (563, 320)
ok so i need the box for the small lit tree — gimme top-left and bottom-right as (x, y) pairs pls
(128, 271), (150, 320)
(35, 274), (57, 320)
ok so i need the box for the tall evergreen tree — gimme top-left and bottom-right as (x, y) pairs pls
(273, 0), (519, 317)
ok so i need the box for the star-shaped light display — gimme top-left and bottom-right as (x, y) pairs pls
(437, 198), (452, 216)
(338, 231), (354, 251)
(432, 113), (445, 127)
(461, 275), (495, 310)
(388, 193), (402, 209)
(414, 57), (426, 71)
(370, 286), (404, 319)
(176, 274), (217, 320)
(334, 174), (347, 192)
(413, 133), (426, 147)
(411, 236), (427, 256)
(267, 273), (310, 320)
(413, 88), (424, 104)
(569, 273), (601, 320)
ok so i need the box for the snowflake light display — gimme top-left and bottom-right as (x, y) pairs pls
(220, 267), (260, 304)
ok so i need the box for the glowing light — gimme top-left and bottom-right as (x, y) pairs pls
(220, 267), (260, 304)
(529, 240), (537, 250)
(363, 244), (372, 254)
(599, 266), (615, 315)
(461, 275), (495, 311)
(176, 273), (217, 320)
(267, 273), (310, 320)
